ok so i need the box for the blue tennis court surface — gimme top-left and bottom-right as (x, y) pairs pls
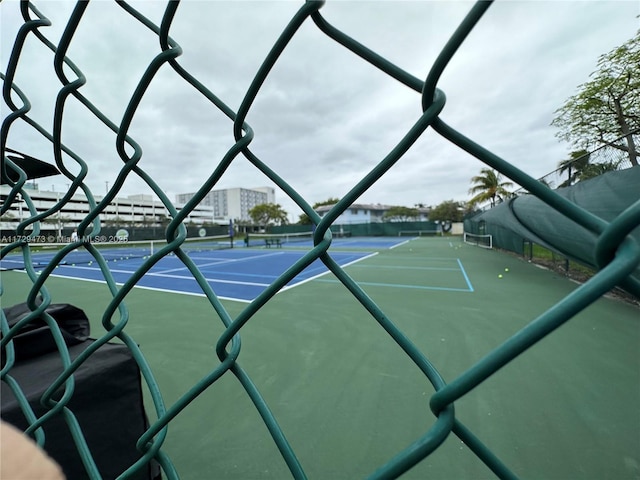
(36, 246), (382, 302)
(45, 249), (377, 302)
(6, 236), (414, 302)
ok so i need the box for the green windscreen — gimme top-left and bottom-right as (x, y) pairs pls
(466, 168), (640, 291)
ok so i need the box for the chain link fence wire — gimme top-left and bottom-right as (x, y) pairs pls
(2, 1), (639, 479)
(513, 128), (640, 194)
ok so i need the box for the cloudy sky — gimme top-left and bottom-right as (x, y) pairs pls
(2, 0), (638, 221)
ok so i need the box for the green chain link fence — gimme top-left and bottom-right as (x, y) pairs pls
(2, 1), (639, 479)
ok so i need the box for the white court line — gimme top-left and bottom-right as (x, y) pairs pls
(150, 271), (271, 287)
(154, 250), (286, 274)
(39, 271), (253, 303)
(156, 261), (222, 274)
(57, 264), (271, 287)
(390, 238), (412, 249)
(334, 238), (409, 249)
(131, 285), (252, 303)
(279, 252), (378, 293)
(350, 264), (459, 271)
(61, 265), (132, 274)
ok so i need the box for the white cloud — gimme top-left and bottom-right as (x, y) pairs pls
(2, 0), (638, 220)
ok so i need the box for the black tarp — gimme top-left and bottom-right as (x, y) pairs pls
(1, 302), (160, 479)
(1, 302), (90, 362)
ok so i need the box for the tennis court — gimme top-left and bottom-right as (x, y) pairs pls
(3, 236), (638, 479)
(1, 236), (408, 302)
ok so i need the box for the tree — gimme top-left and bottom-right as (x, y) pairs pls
(551, 30), (639, 166)
(557, 150), (590, 187)
(298, 214), (313, 225)
(429, 200), (466, 222)
(157, 214), (171, 226)
(468, 168), (514, 207)
(249, 203), (289, 230)
(578, 160), (619, 181)
(382, 206), (419, 222)
(557, 149), (620, 187)
(315, 197), (340, 207)
(298, 197), (340, 224)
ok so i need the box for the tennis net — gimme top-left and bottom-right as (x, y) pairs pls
(245, 232), (313, 247)
(463, 232), (493, 249)
(0, 235), (233, 270)
(398, 230), (442, 237)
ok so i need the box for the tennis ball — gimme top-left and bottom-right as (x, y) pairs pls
(498, 274), (503, 278)
(505, 268), (509, 272)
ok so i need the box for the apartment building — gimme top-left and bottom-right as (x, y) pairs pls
(315, 203), (430, 224)
(175, 187), (276, 224)
(1, 185), (215, 233)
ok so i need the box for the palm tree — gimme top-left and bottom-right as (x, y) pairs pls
(577, 160), (619, 181)
(468, 168), (514, 207)
(557, 150), (590, 187)
(557, 150), (620, 187)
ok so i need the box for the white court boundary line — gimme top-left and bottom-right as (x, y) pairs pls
(389, 238), (412, 249)
(38, 272), (255, 303)
(60, 264), (271, 287)
(279, 252), (378, 293)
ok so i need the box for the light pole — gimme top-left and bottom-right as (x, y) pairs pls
(56, 192), (62, 239)
(17, 193), (23, 224)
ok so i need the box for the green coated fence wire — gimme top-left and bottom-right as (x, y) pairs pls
(2, 1), (639, 479)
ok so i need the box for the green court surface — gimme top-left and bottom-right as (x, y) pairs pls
(2, 237), (639, 479)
